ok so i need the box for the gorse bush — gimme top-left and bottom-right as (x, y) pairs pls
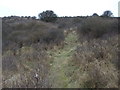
(77, 17), (118, 39)
(42, 28), (65, 45)
(3, 19), (65, 52)
(71, 33), (119, 88)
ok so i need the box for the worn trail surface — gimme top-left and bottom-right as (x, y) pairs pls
(47, 29), (79, 88)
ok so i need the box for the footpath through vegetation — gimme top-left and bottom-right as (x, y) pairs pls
(47, 28), (80, 88)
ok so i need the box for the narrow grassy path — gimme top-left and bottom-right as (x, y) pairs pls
(47, 29), (79, 88)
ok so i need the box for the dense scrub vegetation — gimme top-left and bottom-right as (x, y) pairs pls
(77, 17), (118, 39)
(2, 16), (119, 88)
(2, 17), (65, 88)
(2, 18), (64, 52)
(70, 17), (119, 88)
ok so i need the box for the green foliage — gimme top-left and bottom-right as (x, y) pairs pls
(38, 10), (57, 22)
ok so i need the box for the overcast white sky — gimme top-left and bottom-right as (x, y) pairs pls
(0, 0), (119, 17)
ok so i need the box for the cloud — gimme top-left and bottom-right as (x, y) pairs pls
(0, 0), (119, 17)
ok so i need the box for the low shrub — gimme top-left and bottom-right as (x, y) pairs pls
(42, 28), (65, 45)
(71, 34), (119, 88)
(72, 17), (83, 25)
(2, 54), (18, 72)
(2, 46), (50, 88)
(77, 17), (118, 39)
(3, 19), (65, 51)
(58, 23), (67, 29)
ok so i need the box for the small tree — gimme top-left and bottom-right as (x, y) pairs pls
(38, 10), (57, 22)
(102, 10), (113, 17)
(92, 13), (99, 16)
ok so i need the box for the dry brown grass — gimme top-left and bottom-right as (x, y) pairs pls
(2, 45), (51, 88)
(71, 32), (119, 88)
